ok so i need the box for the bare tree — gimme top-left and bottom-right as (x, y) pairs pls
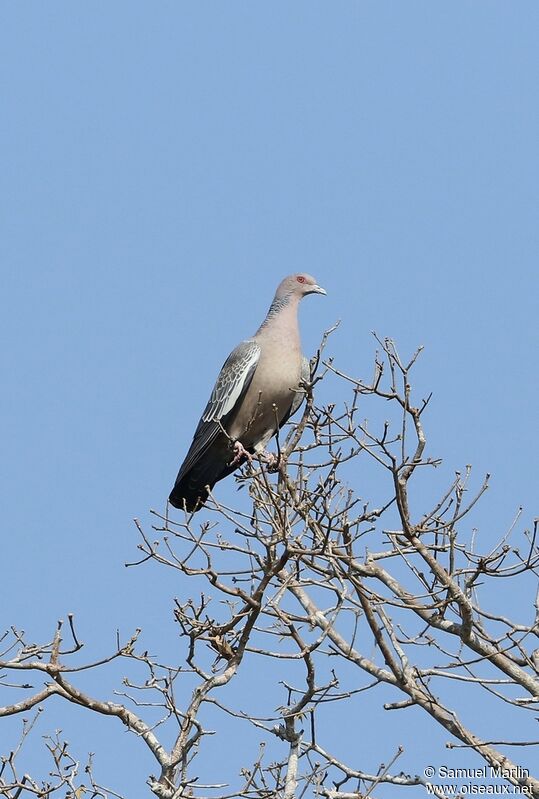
(2, 332), (538, 799)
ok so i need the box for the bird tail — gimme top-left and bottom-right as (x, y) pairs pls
(169, 469), (213, 513)
(169, 441), (239, 513)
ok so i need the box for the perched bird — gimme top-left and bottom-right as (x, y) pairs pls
(169, 273), (326, 512)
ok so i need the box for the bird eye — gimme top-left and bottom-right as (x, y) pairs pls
(296, 276), (306, 283)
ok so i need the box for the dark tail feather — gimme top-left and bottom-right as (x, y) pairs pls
(169, 481), (209, 513)
(169, 441), (239, 513)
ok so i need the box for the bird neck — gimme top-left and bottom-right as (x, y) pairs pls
(255, 292), (300, 337)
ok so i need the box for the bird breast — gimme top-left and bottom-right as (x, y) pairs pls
(227, 340), (302, 448)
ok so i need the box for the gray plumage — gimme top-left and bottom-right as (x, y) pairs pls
(169, 273), (326, 512)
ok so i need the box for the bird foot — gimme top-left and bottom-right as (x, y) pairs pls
(260, 451), (280, 472)
(230, 440), (253, 467)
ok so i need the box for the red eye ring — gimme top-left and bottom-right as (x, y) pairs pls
(296, 275), (306, 283)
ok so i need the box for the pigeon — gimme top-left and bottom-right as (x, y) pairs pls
(169, 273), (326, 512)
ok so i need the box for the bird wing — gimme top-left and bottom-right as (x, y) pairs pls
(201, 339), (261, 423)
(175, 339), (261, 481)
(285, 355), (311, 422)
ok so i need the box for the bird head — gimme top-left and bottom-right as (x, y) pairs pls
(276, 273), (326, 300)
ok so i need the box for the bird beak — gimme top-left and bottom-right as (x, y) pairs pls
(312, 284), (326, 295)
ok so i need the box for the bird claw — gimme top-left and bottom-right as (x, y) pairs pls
(230, 440), (252, 467)
(229, 442), (280, 471)
(260, 451), (280, 472)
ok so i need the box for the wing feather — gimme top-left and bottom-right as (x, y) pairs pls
(174, 340), (260, 482)
(286, 355), (310, 421)
(201, 340), (260, 422)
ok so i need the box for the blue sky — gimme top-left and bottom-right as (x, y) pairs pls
(2, 2), (538, 795)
